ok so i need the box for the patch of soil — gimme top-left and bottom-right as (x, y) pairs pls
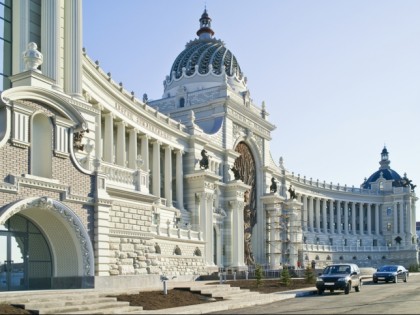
(0, 304), (32, 314)
(110, 288), (223, 310)
(0, 279), (316, 313)
(111, 279), (315, 310)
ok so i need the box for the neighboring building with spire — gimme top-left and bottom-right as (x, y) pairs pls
(0, 2), (417, 292)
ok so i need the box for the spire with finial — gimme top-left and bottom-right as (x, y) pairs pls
(379, 146), (390, 170)
(196, 8), (214, 39)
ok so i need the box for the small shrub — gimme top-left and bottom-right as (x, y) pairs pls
(281, 267), (291, 286)
(304, 265), (316, 284)
(254, 264), (264, 287)
(408, 264), (419, 272)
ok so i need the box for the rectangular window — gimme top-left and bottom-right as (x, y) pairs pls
(0, 0), (12, 91)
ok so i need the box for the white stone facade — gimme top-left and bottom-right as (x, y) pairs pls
(0, 1), (417, 292)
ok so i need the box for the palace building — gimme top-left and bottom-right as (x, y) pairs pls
(0, 0), (417, 291)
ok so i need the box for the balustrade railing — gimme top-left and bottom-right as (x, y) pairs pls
(100, 161), (149, 192)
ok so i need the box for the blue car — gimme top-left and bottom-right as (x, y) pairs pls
(372, 265), (409, 283)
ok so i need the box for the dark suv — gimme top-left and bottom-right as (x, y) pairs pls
(316, 263), (362, 295)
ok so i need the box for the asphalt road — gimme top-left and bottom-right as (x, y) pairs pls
(210, 273), (420, 314)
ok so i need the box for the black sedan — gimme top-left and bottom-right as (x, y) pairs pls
(372, 265), (409, 283)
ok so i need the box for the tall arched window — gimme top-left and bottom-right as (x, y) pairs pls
(179, 97), (185, 108)
(31, 113), (52, 178)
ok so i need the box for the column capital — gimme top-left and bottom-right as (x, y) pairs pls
(116, 120), (127, 127)
(104, 112), (115, 119)
(129, 128), (139, 134)
(163, 144), (173, 151)
(151, 139), (162, 146)
(93, 102), (104, 111)
(140, 134), (151, 140)
(175, 148), (185, 155)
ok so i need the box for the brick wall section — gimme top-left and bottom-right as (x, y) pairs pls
(0, 100), (95, 238)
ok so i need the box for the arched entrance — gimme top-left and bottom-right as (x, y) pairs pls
(0, 197), (95, 291)
(234, 142), (257, 265)
(0, 214), (52, 291)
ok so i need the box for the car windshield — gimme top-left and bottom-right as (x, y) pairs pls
(323, 265), (351, 275)
(378, 266), (397, 272)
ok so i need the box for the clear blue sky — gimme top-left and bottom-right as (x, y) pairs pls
(83, 0), (420, 218)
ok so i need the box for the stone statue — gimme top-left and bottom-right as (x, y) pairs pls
(288, 185), (297, 200)
(243, 201), (255, 265)
(270, 177), (277, 193)
(231, 166), (241, 180)
(73, 129), (89, 151)
(199, 149), (209, 170)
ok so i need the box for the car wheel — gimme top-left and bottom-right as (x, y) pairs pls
(344, 282), (350, 294)
(394, 276), (398, 283)
(404, 274), (407, 283)
(373, 279), (378, 283)
(355, 281), (361, 292)
(318, 289), (324, 295)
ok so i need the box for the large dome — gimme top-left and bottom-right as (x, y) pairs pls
(169, 39), (243, 80)
(163, 9), (247, 96)
(361, 147), (403, 189)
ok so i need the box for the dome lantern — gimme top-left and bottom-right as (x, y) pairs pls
(379, 146), (390, 170)
(196, 8), (214, 39)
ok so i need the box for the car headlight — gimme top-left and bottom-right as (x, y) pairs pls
(316, 277), (324, 282)
(337, 277), (348, 282)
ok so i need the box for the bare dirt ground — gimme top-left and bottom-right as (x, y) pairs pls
(0, 278), (315, 313)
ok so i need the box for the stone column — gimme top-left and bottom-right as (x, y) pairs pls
(152, 140), (161, 198)
(308, 196), (314, 232)
(41, 0), (62, 88)
(367, 203), (372, 235)
(164, 145), (173, 207)
(322, 199), (328, 233)
(329, 200), (334, 233)
(175, 149), (184, 210)
(140, 135), (150, 172)
(375, 203), (380, 235)
(315, 197), (321, 232)
(196, 192), (215, 266)
(103, 113), (114, 163)
(64, 0), (83, 98)
(399, 202), (404, 235)
(393, 202), (398, 234)
(93, 104), (103, 161)
(351, 202), (356, 234)
(302, 195), (308, 231)
(285, 199), (303, 269)
(128, 128), (138, 169)
(226, 181), (251, 271)
(344, 201), (349, 234)
(336, 200), (342, 234)
(404, 201), (414, 237)
(359, 203), (364, 235)
(116, 121), (126, 167)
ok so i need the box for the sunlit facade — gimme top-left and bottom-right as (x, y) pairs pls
(0, 0), (417, 291)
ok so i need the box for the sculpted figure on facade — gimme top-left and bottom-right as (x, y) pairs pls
(288, 185), (297, 200)
(199, 149), (209, 170)
(243, 190), (255, 265)
(270, 177), (277, 193)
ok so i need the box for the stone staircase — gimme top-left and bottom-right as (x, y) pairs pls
(0, 282), (286, 314)
(0, 289), (144, 314)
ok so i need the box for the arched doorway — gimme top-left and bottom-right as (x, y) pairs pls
(0, 197), (95, 291)
(234, 142), (257, 265)
(0, 214), (52, 291)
